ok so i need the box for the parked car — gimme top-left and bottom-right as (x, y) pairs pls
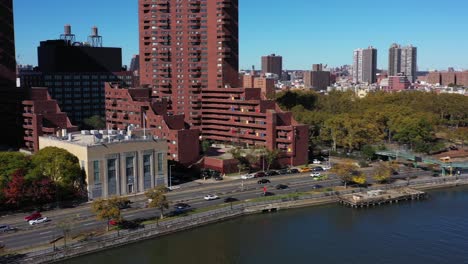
(254, 172), (266, 178)
(204, 194), (219, 201)
(289, 168), (300, 174)
(312, 167), (324, 172)
(241, 173), (255, 180)
(29, 217), (48, 226)
(275, 184), (288, 190)
(224, 197), (239, 203)
(174, 203), (191, 210)
(265, 170), (279, 176)
(214, 175), (223, 181)
(257, 179), (271, 184)
(310, 172), (321, 177)
(0, 225), (16, 233)
(312, 184), (323, 189)
(322, 166), (332, 171)
(299, 167), (311, 173)
(24, 212), (41, 221)
(312, 159), (322, 164)
(278, 169), (289, 175)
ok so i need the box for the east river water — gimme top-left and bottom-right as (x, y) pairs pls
(64, 186), (468, 264)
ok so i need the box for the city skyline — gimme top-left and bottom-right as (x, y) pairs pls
(13, 0), (468, 71)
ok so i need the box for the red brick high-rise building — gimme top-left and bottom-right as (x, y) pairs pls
(139, 0), (239, 126)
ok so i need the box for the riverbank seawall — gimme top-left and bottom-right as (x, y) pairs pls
(5, 175), (468, 264)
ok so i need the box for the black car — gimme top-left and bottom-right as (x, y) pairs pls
(278, 169), (289, 175)
(265, 170), (279, 176)
(312, 184), (323, 189)
(289, 168), (300, 174)
(261, 191), (275, 197)
(275, 184), (288, 190)
(312, 167), (324, 172)
(254, 172), (266, 178)
(174, 203), (191, 210)
(0, 225), (16, 233)
(214, 176), (223, 181)
(257, 179), (271, 184)
(224, 197), (239, 203)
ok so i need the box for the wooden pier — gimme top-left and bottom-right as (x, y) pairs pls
(339, 188), (428, 208)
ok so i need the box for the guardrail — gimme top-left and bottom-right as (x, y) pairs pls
(10, 174), (468, 264)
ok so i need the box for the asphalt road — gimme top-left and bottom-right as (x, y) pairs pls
(0, 167), (432, 251)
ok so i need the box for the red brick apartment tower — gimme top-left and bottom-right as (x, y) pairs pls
(139, 0), (239, 126)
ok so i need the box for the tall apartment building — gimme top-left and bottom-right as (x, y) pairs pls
(261, 54), (283, 78)
(352, 47), (377, 84)
(388, 44), (417, 83)
(20, 27), (134, 125)
(139, 0), (239, 126)
(0, 0), (24, 149)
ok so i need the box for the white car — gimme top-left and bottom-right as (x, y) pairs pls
(241, 173), (255, 180)
(322, 166), (331, 171)
(204, 194), (219, 201)
(29, 217), (48, 225)
(312, 159), (322, 164)
(310, 172), (321, 178)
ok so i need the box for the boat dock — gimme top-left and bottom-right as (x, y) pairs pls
(339, 188), (428, 208)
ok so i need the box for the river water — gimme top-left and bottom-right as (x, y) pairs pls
(65, 186), (468, 264)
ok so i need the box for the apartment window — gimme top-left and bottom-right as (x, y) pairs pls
(107, 159), (117, 195)
(143, 154), (152, 190)
(93, 160), (100, 184)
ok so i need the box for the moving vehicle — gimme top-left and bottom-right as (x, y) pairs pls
(278, 169), (289, 175)
(310, 172), (321, 177)
(241, 173), (255, 180)
(0, 225), (16, 233)
(254, 172), (266, 178)
(214, 175), (223, 181)
(322, 166), (331, 171)
(24, 212), (41, 221)
(312, 167), (324, 172)
(109, 219), (119, 226)
(261, 191), (275, 197)
(312, 184), (323, 189)
(289, 168), (300, 174)
(29, 217), (48, 226)
(257, 179), (271, 184)
(313, 159), (322, 164)
(174, 203), (191, 210)
(275, 184), (288, 190)
(204, 194), (219, 201)
(265, 170), (279, 176)
(224, 197), (239, 203)
(299, 167), (311, 173)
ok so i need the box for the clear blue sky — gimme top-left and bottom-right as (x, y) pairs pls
(14, 0), (468, 71)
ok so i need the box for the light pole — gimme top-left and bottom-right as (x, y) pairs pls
(169, 165), (175, 189)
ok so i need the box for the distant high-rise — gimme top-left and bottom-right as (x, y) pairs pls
(261, 54), (282, 78)
(352, 47), (377, 84)
(388, 44), (417, 82)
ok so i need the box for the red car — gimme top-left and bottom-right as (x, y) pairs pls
(108, 219), (119, 226)
(24, 212), (41, 221)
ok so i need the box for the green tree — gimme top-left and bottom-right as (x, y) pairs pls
(0, 152), (31, 202)
(330, 162), (360, 188)
(91, 197), (122, 231)
(146, 186), (170, 219)
(261, 147), (280, 171)
(361, 145), (376, 161)
(82, 115), (106, 129)
(28, 147), (82, 187)
(373, 162), (393, 184)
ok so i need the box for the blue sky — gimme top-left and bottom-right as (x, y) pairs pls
(14, 0), (468, 71)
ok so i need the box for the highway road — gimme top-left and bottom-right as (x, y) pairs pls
(0, 166), (431, 251)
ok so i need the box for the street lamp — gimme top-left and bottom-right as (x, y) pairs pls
(169, 165), (175, 189)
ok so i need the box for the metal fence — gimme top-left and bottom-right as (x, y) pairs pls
(18, 174), (468, 263)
